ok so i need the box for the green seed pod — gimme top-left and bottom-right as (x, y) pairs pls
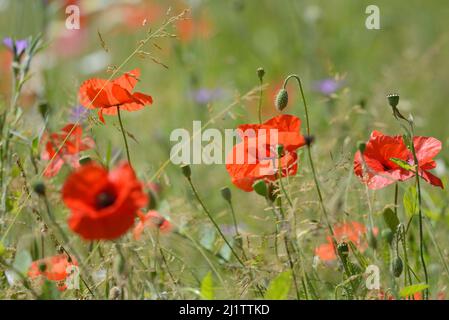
(275, 89), (289, 111)
(387, 94), (399, 108)
(392, 256), (403, 278)
(337, 242), (349, 259)
(220, 187), (232, 202)
(257, 67), (265, 81)
(381, 229), (394, 245)
(180, 164), (191, 179)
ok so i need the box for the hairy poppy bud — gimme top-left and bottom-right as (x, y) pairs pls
(180, 164), (191, 179)
(357, 141), (366, 154)
(275, 88), (289, 111)
(38, 102), (50, 119)
(305, 135), (315, 147)
(381, 229), (394, 245)
(387, 94), (399, 108)
(220, 187), (232, 202)
(392, 256), (403, 278)
(337, 242), (349, 259)
(253, 180), (267, 197)
(257, 67), (265, 82)
(33, 182), (46, 196)
(79, 156), (92, 165)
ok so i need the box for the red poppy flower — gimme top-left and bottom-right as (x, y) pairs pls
(133, 210), (172, 240)
(78, 68), (153, 123)
(62, 162), (148, 240)
(225, 114), (306, 192)
(354, 130), (443, 189)
(28, 255), (77, 291)
(315, 221), (377, 262)
(41, 123), (94, 177)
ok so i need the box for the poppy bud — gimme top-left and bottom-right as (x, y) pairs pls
(252, 180), (267, 197)
(305, 135), (315, 147)
(38, 102), (50, 119)
(38, 262), (47, 272)
(392, 256), (403, 278)
(79, 156), (92, 165)
(180, 164), (191, 179)
(337, 242), (349, 259)
(381, 229), (394, 245)
(357, 141), (366, 154)
(257, 67), (265, 82)
(33, 182), (46, 196)
(387, 94), (399, 108)
(220, 187), (232, 202)
(275, 89), (289, 111)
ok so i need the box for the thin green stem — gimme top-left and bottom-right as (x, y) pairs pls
(258, 78), (263, 124)
(117, 106), (131, 166)
(186, 178), (245, 267)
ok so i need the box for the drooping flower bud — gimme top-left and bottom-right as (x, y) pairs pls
(220, 187), (232, 202)
(392, 256), (403, 278)
(357, 141), (366, 154)
(368, 228), (377, 250)
(305, 135), (315, 147)
(381, 229), (394, 246)
(180, 164), (191, 179)
(275, 88), (289, 111)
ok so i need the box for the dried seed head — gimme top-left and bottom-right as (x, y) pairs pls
(275, 88), (289, 111)
(387, 93), (399, 108)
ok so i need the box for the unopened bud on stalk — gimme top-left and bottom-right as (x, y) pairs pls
(357, 141), (366, 154)
(79, 156), (92, 165)
(305, 135), (315, 147)
(33, 182), (46, 196)
(38, 102), (50, 119)
(392, 256), (403, 277)
(220, 187), (232, 202)
(257, 67), (265, 82)
(368, 229), (377, 250)
(252, 180), (267, 198)
(381, 229), (394, 245)
(275, 88), (289, 111)
(276, 144), (284, 157)
(180, 164), (191, 179)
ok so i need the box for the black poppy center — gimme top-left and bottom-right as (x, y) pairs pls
(95, 191), (116, 209)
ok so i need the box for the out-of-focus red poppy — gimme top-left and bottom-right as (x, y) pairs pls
(28, 255), (77, 291)
(226, 114), (305, 192)
(62, 162), (148, 240)
(41, 123), (94, 177)
(176, 15), (213, 43)
(133, 210), (172, 240)
(121, 3), (164, 29)
(354, 131), (443, 190)
(78, 68), (153, 123)
(315, 221), (377, 262)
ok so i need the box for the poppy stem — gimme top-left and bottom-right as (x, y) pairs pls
(185, 177), (245, 267)
(282, 75), (336, 240)
(117, 106), (132, 166)
(257, 77), (263, 124)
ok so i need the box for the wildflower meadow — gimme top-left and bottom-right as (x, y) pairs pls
(0, 0), (449, 304)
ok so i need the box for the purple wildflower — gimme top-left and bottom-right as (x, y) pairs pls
(313, 78), (343, 96)
(191, 88), (224, 105)
(3, 37), (28, 56)
(69, 105), (89, 123)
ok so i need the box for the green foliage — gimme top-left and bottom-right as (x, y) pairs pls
(264, 271), (292, 300)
